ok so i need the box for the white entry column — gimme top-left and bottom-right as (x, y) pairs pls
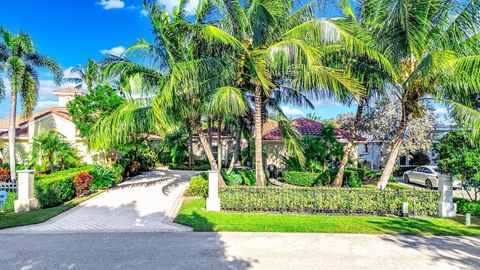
(14, 170), (38, 213)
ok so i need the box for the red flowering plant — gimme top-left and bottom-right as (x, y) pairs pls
(73, 172), (94, 196)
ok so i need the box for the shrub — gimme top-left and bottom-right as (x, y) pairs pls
(220, 186), (439, 216)
(0, 192), (17, 212)
(34, 165), (96, 208)
(184, 174), (208, 197)
(455, 199), (480, 216)
(344, 169), (363, 187)
(283, 171), (320, 186)
(222, 169), (256, 186)
(0, 167), (10, 181)
(112, 164), (124, 184)
(73, 172), (94, 196)
(316, 169), (337, 186)
(89, 167), (116, 190)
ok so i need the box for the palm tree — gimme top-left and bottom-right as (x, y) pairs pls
(64, 59), (100, 90)
(0, 28), (62, 180)
(88, 1), (245, 178)
(199, 0), (365, 185)
(330, 0), (480, 188)
(30, 131), (80, 173)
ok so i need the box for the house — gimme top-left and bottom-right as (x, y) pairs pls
(262, 117), (366, 169)
(357, 124), (454, 170)
(0, 88), (96, 164)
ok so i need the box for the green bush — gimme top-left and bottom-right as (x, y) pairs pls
(222, 169), (256, 186)
(89, 167), (116, 190)
(184, 174), (208, 197)
(316, 169), (337, 186)
(455, 199), (480, 216)
(112, 164), (124, 184)
(220, 186), (439, 216)
(34, 165), (96, 208)
(0, 192), (17, 212)
(283, 171), (320, 186)
(344, 169), (363, 187)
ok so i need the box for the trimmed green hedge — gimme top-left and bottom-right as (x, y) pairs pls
(282, 171), (321, 186)
(184, 174), (208, 197)
(0, 192), (16, 212)
(456, 199), (480, 216)
(168, 163), (211, 171)
(34, 166), (97, 208)
(220, 186), (439, 217)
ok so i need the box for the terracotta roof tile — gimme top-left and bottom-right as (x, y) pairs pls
(262, 117), (366, 141)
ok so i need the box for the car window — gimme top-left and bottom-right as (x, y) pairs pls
(415, 167), (424, 172)
(423, 168), (433, 174)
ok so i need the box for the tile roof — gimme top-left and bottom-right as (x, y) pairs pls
(262, 117), (366, 141)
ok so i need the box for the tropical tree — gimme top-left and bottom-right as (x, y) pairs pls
(197, 0), (365, 185)
(0, 28), (62, 180)
(64, 59), (101, 90)
(30, 131), (81, 173)
(331, 0), (480, 188)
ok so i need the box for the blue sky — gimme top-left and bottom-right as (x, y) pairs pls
(0, 0), (446, 122)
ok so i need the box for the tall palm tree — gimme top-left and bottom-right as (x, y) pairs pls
(64, 59), (100, 90)
(198, 0), (366, 185)
(0, 28), (62, 180)
(330, 0), (480, 188)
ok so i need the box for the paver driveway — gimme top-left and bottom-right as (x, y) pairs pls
(2, 169), (197, 233)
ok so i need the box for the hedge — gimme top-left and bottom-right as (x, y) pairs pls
(168, 163), (211, 171)
(219, 186), (439, 217)
(282, 171), (321, 186)
(455, 199), (480, 216)
(0, 192), (16, 212)
(184, 174), (208, 197)
(34, 165), (97, 208)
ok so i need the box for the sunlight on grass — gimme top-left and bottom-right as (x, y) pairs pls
(174, 198), (480, 235)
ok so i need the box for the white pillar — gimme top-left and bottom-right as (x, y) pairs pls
(206, 170), (221, 211)
(14, 170), (37, 213)
(438, 174), (456, 218)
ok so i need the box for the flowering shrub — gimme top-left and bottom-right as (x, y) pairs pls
(73, 172), (94, 196)
(0, 167), (10, 181)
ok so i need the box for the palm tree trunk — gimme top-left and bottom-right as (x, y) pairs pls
(194, 121), (226, 187)
(207, 117), (212, 150)
(228, 130), (241, 173)
(188, 130), (194, 166)
(332, 97), (366, 187)
(377, 112), (406, 189)
(217, 117), (222, 171)
(254, 86), (265, 186)
(8, 92), (17, 181)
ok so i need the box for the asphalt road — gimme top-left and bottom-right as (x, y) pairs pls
(0, 232), (478, 270)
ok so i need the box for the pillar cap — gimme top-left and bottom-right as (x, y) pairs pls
(17, 169), (35, 173)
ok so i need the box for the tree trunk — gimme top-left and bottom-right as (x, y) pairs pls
(217, 117), (222, 171)
(8, 92), (17, 181)
(194, 121), (225, 187)
(254, 86), (265, 186)
(377, 112), (406, 189)
(207, 117), (212, 150)
(228, 130), (241, 173)
(188, 130), (194, 166)
(332, 97), (365, 187)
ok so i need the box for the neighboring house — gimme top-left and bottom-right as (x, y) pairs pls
(357, 124), (454, 170)
(263, 117), (366, 169)
(191, 127), (238, 165)
(0, 88), (95, 164)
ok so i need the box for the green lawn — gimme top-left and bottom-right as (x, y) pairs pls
(0, 191), (102, 230)
(174, 198), (480, 235)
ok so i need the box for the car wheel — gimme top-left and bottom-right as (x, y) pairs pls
(404, 175), (410, 183)
(425, 179), (433, 190)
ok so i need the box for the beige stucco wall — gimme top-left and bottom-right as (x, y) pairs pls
(0, 114), (96, 165)
(264, 141), (288, 169)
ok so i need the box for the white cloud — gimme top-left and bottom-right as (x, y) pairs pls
(281, 106), (305, 116)
(157, 0), (199, 15)
(312, 98), (342, 106)
(36, 100), (59, 109)
(140, 9), (149, 17)
(98, 0), (125, 10)
(100, 46), (126, 56)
